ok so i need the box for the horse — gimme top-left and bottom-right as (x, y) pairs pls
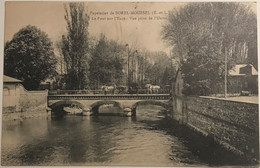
(145, 84), (160, 94)
(150, 85), (160, 94)
(101, 85), (115, 95)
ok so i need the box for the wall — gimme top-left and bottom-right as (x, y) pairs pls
(172, 96), (259, 161)
(2, 83), (49, 121)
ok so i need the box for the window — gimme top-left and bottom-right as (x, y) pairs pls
(3, 87), (10, 96)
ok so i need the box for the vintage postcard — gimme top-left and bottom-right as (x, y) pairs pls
(1, 0), (259, 167)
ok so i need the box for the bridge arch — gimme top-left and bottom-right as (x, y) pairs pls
(131, 100), (169, 115)
(48, 94), (171, 117)
(90, 100), (124, 115)
(50, 100), (85, 116)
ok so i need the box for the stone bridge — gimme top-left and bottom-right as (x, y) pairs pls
(48, 94), (170, 116)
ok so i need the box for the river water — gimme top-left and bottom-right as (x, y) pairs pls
(1, 105), (248, 166)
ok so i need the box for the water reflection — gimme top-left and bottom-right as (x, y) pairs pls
(1, 105), (249, 166)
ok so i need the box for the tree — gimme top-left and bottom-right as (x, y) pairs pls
(4, 25), (57, 90)
(161, 67), (172, 87)
(145, 51), (171, 86)
(60, 2), (90, 90)
(89, 34), (124, 89)
(162, 2), (257, 95)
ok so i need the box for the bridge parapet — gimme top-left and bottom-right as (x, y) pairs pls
(48, 94), (170, 100)
(49, 89), (170, 95)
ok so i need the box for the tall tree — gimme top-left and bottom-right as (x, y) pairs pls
(162, 2), (257, 95)
(145, 51), (171, 86)
(61, 2), (90, 89)
(4, 25), (57, 90)
(89, 34), (124, 89)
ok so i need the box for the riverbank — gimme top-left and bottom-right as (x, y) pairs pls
(159, 117), (257, 166)
(2, 106), (51, 121)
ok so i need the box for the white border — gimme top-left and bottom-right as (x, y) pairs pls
(0, 1), (258, 168)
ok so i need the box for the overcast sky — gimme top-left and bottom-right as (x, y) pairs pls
(4, 1), (257, 54)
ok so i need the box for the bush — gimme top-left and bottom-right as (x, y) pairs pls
(183, 80), (211, 96)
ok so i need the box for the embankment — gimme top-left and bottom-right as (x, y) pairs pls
(172, 96), (259, 162)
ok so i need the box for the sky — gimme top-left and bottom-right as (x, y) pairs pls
(4, 2), (184, 54)
(4, 1), (257, 54)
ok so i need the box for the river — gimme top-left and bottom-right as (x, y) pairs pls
(1, 105), (248, 166)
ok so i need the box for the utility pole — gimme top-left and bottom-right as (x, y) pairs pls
(132, 50), (138, 83)
(141, 56), (144, 86)
(136, 51), (139, 83)
(224, 47), (227, 98)
(126, 44), (130, 90)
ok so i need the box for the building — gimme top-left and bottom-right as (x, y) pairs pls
(228, 64), (258, 94)
(3, 75), (49, 121)
(3, 75), (24, 111)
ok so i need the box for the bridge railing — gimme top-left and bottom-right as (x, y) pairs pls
(49, 90), (102, 95)
(48, 89), (170, 95)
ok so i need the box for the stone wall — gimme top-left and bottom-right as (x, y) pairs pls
(172, 96), (259, 161)
(2, 89), (49, 121)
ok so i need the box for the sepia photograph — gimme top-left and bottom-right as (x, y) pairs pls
(0, 0), (259, 167)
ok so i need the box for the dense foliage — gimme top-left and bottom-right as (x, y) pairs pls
(162, 2), (257, 95)
(4, 25), (57, 90)
(89, 34), (125, 89)
(145, 51), (174, 87)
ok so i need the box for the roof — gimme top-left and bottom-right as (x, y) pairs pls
(3, 75), (22, 83)
(228, 64), (258, 76)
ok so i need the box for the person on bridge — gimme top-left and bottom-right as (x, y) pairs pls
(112, 85), (116, 95)
(104, 86), (108, 95)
